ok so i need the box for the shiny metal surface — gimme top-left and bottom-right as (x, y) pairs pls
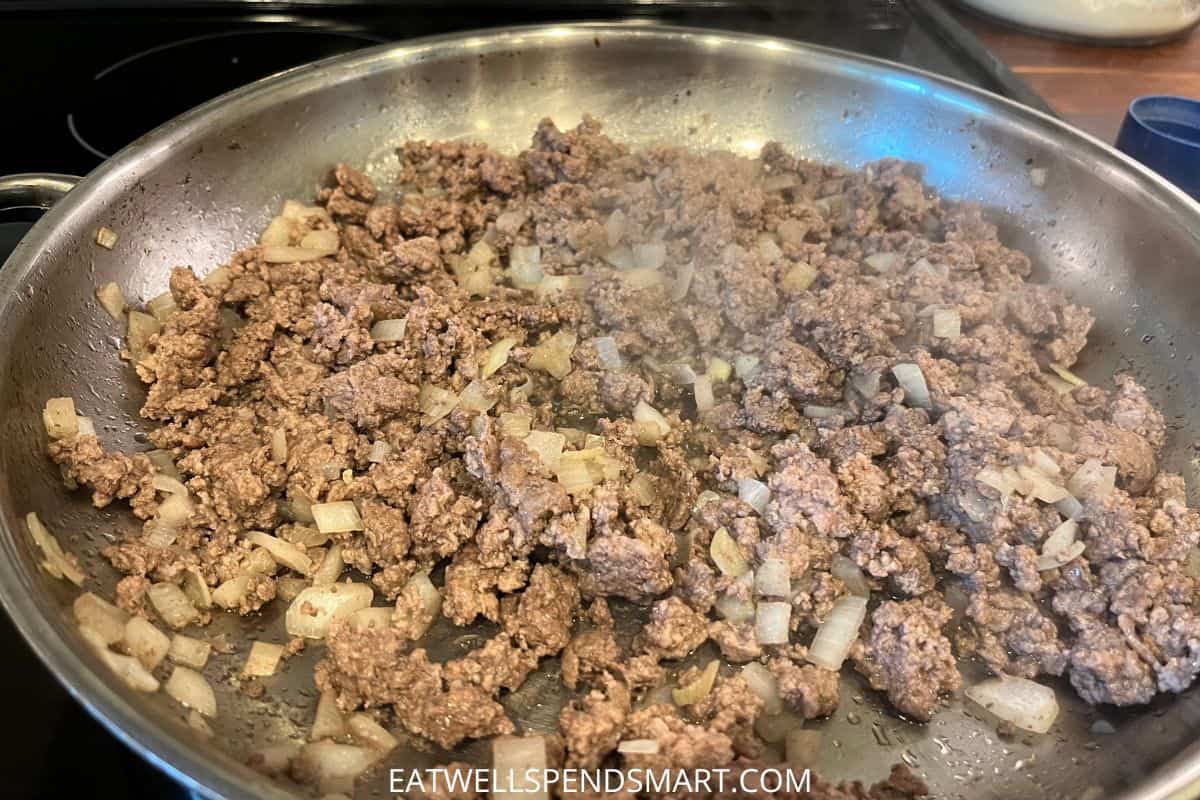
(0, 173), (80, 211)
(1, 23), (1199, 800)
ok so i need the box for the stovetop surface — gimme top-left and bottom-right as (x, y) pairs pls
(0, 2), (1042, 797)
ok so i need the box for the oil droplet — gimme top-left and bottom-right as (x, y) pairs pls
(846, 712), (861, 725)
(901, 750), (919, 768)
(871, 723), (892, 746)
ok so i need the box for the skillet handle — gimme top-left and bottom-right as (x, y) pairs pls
(0, 173), (81, 211)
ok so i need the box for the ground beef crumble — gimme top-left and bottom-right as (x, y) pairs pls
(48, 116), (1200, 800)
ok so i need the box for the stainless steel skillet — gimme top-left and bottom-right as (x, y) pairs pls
(2, 23), (1199, 800)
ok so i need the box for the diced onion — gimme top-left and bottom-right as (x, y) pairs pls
(180, 568), (212, 611)
(1055, 494), (1084, 520)
(738, 478), (770, 515)
(1042, 372), (1076, 395)
(74, 592), (129, 645)
(43, 397), (79, 440)
(1067, 459), (1117, 501)
(755, 558), (791, 597)
(348, 713), (399, 752)
(965, 676), (1059, 734)
(592, 336), (623, 370)
(864, 252), (902, 273)
(803, 405), (841, 419)
(243, 640), (285, 677)
(299, 229), (339, 255)
(755, 601), (792, 645)
(1029, 448), (1062, 477)
(932, 308), (961, 341)
(126, 310), (161, 361)
(509, 245), (544, 289)
(349, 607), (393, 632)
(620, 268), (664, 290)
(850, 369), (881, 399)
(707, 357), (732, 383)
(458, 379), (497, 413)
(672, 659), (720, 706)
(259, 215), (292, 246)
(169, 634), (212, 669)
(528, 330), (577, 379)
(975, 467), (1010, 496)
(663, 362), (697, 385)
(633, 400), (671, 445)
(95, 282), (127, 319)
(245, 531), (314, 575)
(418, 384), (459, 423)
(1039, 540), (1085, 571)
(632, 242), (667, 270)
(492, 736), (548, 800)
(693, 376), (715, 412)
(669, 260), (695, 301)
(312, 501), (364, 534)
(165, 666), (217, 717)
(1016, 465), (1070, 504)
(498, 412), (532, 439)
(123, 616), (170, 670)
(76, 416), (96, 436)
(312, 689), (347, 740)
(248, 742), (300, 777)
(715, 595), (756, 625)
(314, 543), (344, 587)
(367, 439), (392, 464)
(734, 355), (761, 381)
(26, 512), (85, 586)
(807, 595), (868, 671)
(891, 363), (931, 409)
(151, 473), (188, 496)
(604, 245), (635, 270)
(260, 245), (330, 263)
(629, 473), (657, 506)
(243, 547), (277, 576)
(212, 575), (252, 610)
(831, 554), (872, 597)
(146, 291), (178, 322)
(524, 430), (566, 472)
(96, 647), (160, 693)
(617, 739), (660, 755)
(741, 661), (783, 715)
(482, 337), (517, 377)
(286, 583), (374, 639)
(605, 210), (627, 248)
(711, 527), (750, 577)
(397, 572), (442, 639)
(369, 318), (407, 343)
(156, 491), (194, 532)
(756, 233), (784, 264)
(556, 456), (596, 495)
(148, 583), (200, 630)
(293, 741), (378, 794)
(1049, 362), (1087, 387)
(779, 262), (818, 294)
(95, 226), (119, 249)
(786, 729), (823, 767)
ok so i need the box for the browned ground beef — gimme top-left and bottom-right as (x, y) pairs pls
(48, 115), (1200, 798)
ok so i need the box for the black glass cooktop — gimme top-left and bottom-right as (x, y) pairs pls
(0, 2), (1044, 797)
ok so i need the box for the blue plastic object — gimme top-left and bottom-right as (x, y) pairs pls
(1115, 95), (1200, 200)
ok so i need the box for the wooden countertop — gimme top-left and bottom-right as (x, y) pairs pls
(955, 8), (1200, 143)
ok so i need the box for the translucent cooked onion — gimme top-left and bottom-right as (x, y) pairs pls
(707, 357), (732, 383)
(95, 226), (119, 249)
(148, 582), (201, 630)
(508, 244), (544, 288)
(629, 473), (657, 506)
(672, 659), (720, 706)
(152, 473), (188, 496)
(1055, 494), (1084, 520)
(367, 439), (392, 463)
(632, 242), (667, 270)
(741, 661), (783, 715)
(498, 412), (532, 439)
(293, 741), (378, 794)
(248, 742), (300, 777)
(756, 233), (783, 264)
(603, 244), (635, 270)
(260, 245), (330, 263)
(803, 405), (841, 419)
(621, 268), (665, 290)
(26, 512), (85, 586)
(1039, 540), (1085, 571)
(669, 260), (695, 301)
(528, 330), (577, 379)
(370, 318), (407, 342)
(850, 368), (881, 399)
(246, 531), (314, 575)
(755, 558), (791, 597)
(932, 308), (961, 341)
(43, 397), (79, 440)
(124, 616), (170, 670)
(482, 337), (517, 377)
(1016, 465), (1070, 504)
(146, 291), (178, 322)
(492, 736), (548, 800)
(1028, 448), (1062, 477)
(975, 467), (1010, 496)
(74, 592), (129, 645)
(556, 455), (595, 495)
(76, 416), (96, 436)
(781, 262), (819, 293)
(458, 379), (497, 413)
(807, 595), (868, 671)
(965, 676), (1059, 734)
(349, 606), (393, 632)
(755, 601), (792, 645)
(95, 282), (127, 320)
(165, 666), (217, 717)
(633, 400), (671, 445)
(348, 713), (399, 753)
(312, 501), (364, 534)
(524, 430), (566, 472)
(694, 376), (715, 412)
(259, 215), (293, 246)
(243, 640), (285, 677)
(1048, 362), (1087, 387)
(1042, 372), (1075, 395)
(95, 645), (160, 693)
(738, 478), (770, 515)
(663, 362), (697, 385)
(169, 634), (212, 669)
(286, 583), (374, 639)
(398, 572), (442, 638)
(605, 210), (627, 248)
(617, 739), (660, 755)
(710, 527), (750, 577)
(312, 689), (348, 740)
(1067, 459), (1117, 501)
(127, 310), (161, 361)
(212, 574), (252, 610)
(891, 363), (931, 409)
(831, 554), (872, 597)
(864, 252), (902, 273)
(314, 543), (345, 587)
(734, 354), (761, 381)
(715, 594), (756, 625)
(591, 336), (622, 370)
(418, 384), (459, 423)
